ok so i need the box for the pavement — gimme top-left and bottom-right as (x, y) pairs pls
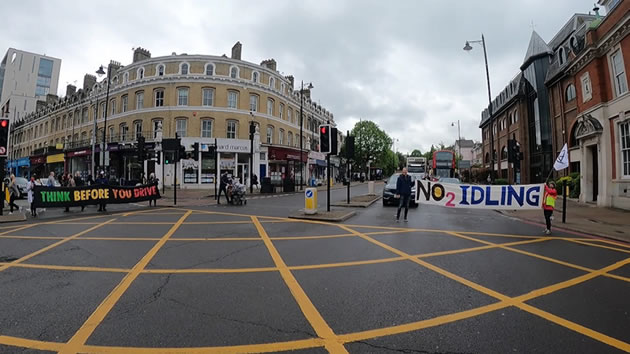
(0, 183), (629, 353)
(501, 198), (630, 243)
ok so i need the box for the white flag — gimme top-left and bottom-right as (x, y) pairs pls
(553, 143), (569, 171)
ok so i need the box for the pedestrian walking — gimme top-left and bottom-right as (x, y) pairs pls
(148, 173), (158, 207)
(8, 174), (21, 214)
(218, 172), (231, 204)
(395, 168), (413, 222)
(96, 171), (108, 212)
(542, 180), (557, 235)
(252, 174), (259, 191)
(64, 174), (76, 213)
(26, 175), (37, 217)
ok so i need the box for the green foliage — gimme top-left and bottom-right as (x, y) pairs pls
(350, 120), (392, 170)
(396, 151), (407, 170)
(379, 149), (399, 176)
(494, 178), (509, 185)
(555, 173), (580, 198)
(410, 149), (423, 157)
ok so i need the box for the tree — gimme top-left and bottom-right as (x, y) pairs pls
(351, 120), (392, 172)
(396, 151), (407, 170)
(410, 149), (423, 157)
(379, 149), (398, 176)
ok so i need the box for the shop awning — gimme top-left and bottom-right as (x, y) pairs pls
(316, 159), (327, 167)
(46, 153), (65, 164)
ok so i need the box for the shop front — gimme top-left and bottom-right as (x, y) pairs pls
(66, 149), (92, 180)
(16, 157), (30, 178)
(30, 156), (46, 179)
(46, 153), (65, 177)
(217, 138), (251, 186)
(268, 146), (307, 191)
(308, 151), (327, 186)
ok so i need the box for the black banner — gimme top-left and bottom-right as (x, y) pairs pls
(33, 183), (161, 208)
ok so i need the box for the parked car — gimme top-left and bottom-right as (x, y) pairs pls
(438, 177), (461, 184)
(2, 176), (29, 198)
(382, 173), (418, 207)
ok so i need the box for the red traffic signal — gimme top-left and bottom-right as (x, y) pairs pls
(0, 120), (7, 128)
(321, 126), (327, 134)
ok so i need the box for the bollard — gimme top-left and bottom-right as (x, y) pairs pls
(368, 181), (375, 196)
(304, 187), (318, 215)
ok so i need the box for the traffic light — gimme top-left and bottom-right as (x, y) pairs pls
(192, 142), (199, 161)
(178, 145), (186, 162)
(508, 139), (516, 163)
(156, 151), (162, 165)
(319, 124), (331, 154)
(346, 136), (355, 159)
(137, 136), (146, 161)
(0, 119), (9, 157)
(331, 127), (338, 155)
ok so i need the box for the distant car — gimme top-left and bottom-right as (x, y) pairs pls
(3, 176), (29, 198)
(37, 178), (61, 187)
(438, 177), (461, 184)
(382, 173), (418, 207)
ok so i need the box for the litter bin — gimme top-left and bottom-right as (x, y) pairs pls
(261, 177), (275, 194)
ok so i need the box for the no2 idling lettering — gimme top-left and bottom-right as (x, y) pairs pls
(417, 182), (541, 208)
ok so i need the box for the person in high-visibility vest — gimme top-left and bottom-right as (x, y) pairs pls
(542, 180), (558, 235)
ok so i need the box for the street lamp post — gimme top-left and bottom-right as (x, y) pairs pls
(299, 81), (313, 190)
(451, 120), (461, 162)
(91, 96), (98, 177)
(96, 64), (112, 174)
(464, 34), (494, 183)
(249, 111), (255, 194)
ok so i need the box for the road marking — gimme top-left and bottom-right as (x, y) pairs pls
(61, 210), (192, 353)
(122, 207), (171, 217)
(0, 235), (66, 240)
(143, 267), (278, 274)
(567, 239), (630, 254)
(252, 216), (348, 354)
(0, 219), (116, 273)
(0, 262), (130, 273)
(0, 335), (64, 352)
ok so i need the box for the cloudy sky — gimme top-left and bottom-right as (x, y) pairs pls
(1, 0), (600, 153)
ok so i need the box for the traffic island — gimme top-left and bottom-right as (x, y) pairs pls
(331, 194), (381, 208)
(0, 213), (27, 223)
(288, 209), (356, 222)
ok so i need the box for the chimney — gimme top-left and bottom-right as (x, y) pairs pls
(133, 47), (151, 63)
(260, 59), (277, 71)
(83, 74), (96, 91)
(285, 75), (294, 88)
(303, 89), (311, 100)
(231, 41), (242, 60)
(66, 84), (76, 97)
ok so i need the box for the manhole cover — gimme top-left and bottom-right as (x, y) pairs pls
(0, 256), (18, 262)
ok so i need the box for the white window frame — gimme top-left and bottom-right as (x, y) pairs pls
(154, 89), (164, 107)
(279, 128), (284, 145)
(267, 125), (274, 144)
(581, 72), (592, 102)
(252, 71), (259, 83)
(249, 94), (258, 112)
(122, 95), (128, 112)
(135, 91), (144, 110)
(111, 99), (116, 116)
(269, 77), (275, 89)
(177, 87), (189, 106)
(123, 72), (129, 83)
(267, 98), (274, 115)
(566, 84), (577, 102)
(201, 119), (213, 138)
(202, 88), (214, 106)
(281, 82), (285, 94)
(137, 67), (144, 80)
(180, 62), (189, 75)
(288, 108), (292, 124)
(156, 64), (165, 76)
(205, 63), (214, 76)
(621, 120), (630, 178)
(279, 103), (284, 120)
(228, 91), (238, 109)
(227, 120), (237, 139)
(610, 49), (628, 97)
(229, 66), (239, 79)
(176, 119), (187, 137)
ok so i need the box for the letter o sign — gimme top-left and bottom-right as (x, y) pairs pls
(432, 183), (445, 201)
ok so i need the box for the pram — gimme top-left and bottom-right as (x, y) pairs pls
(229, 181), (247, 205)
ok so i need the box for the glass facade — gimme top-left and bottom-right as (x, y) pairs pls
(35, 58), (53, 97)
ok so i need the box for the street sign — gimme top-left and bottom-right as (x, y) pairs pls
(304, 188), (317, 214)
(458, 160), (471, 169)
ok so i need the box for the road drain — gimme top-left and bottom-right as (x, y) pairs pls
(0, 256), (18, 262)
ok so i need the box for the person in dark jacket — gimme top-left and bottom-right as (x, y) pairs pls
(96, 171), (108, 212)
(75, 172), (85, 211)
(395, 168), (413, 222)
(218, 172), (231, 204)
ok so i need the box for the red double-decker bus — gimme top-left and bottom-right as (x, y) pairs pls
(432, 150), (455, 178)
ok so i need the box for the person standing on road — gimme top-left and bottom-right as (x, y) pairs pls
(27, 175), (37, 217)
(395, 168), (413, 222)
(75, 172), (85, 212)
(47, 172), (56, 187)
(7, 174), (21, 214)
(64, 174), (76, 213)
(218, 172), (231, 204)
(96, 171), (108, 212)
(148, 173), (158, 207)
(542, 180), (557, 235)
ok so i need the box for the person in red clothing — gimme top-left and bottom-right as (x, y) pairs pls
(542, 180), (557, 235)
